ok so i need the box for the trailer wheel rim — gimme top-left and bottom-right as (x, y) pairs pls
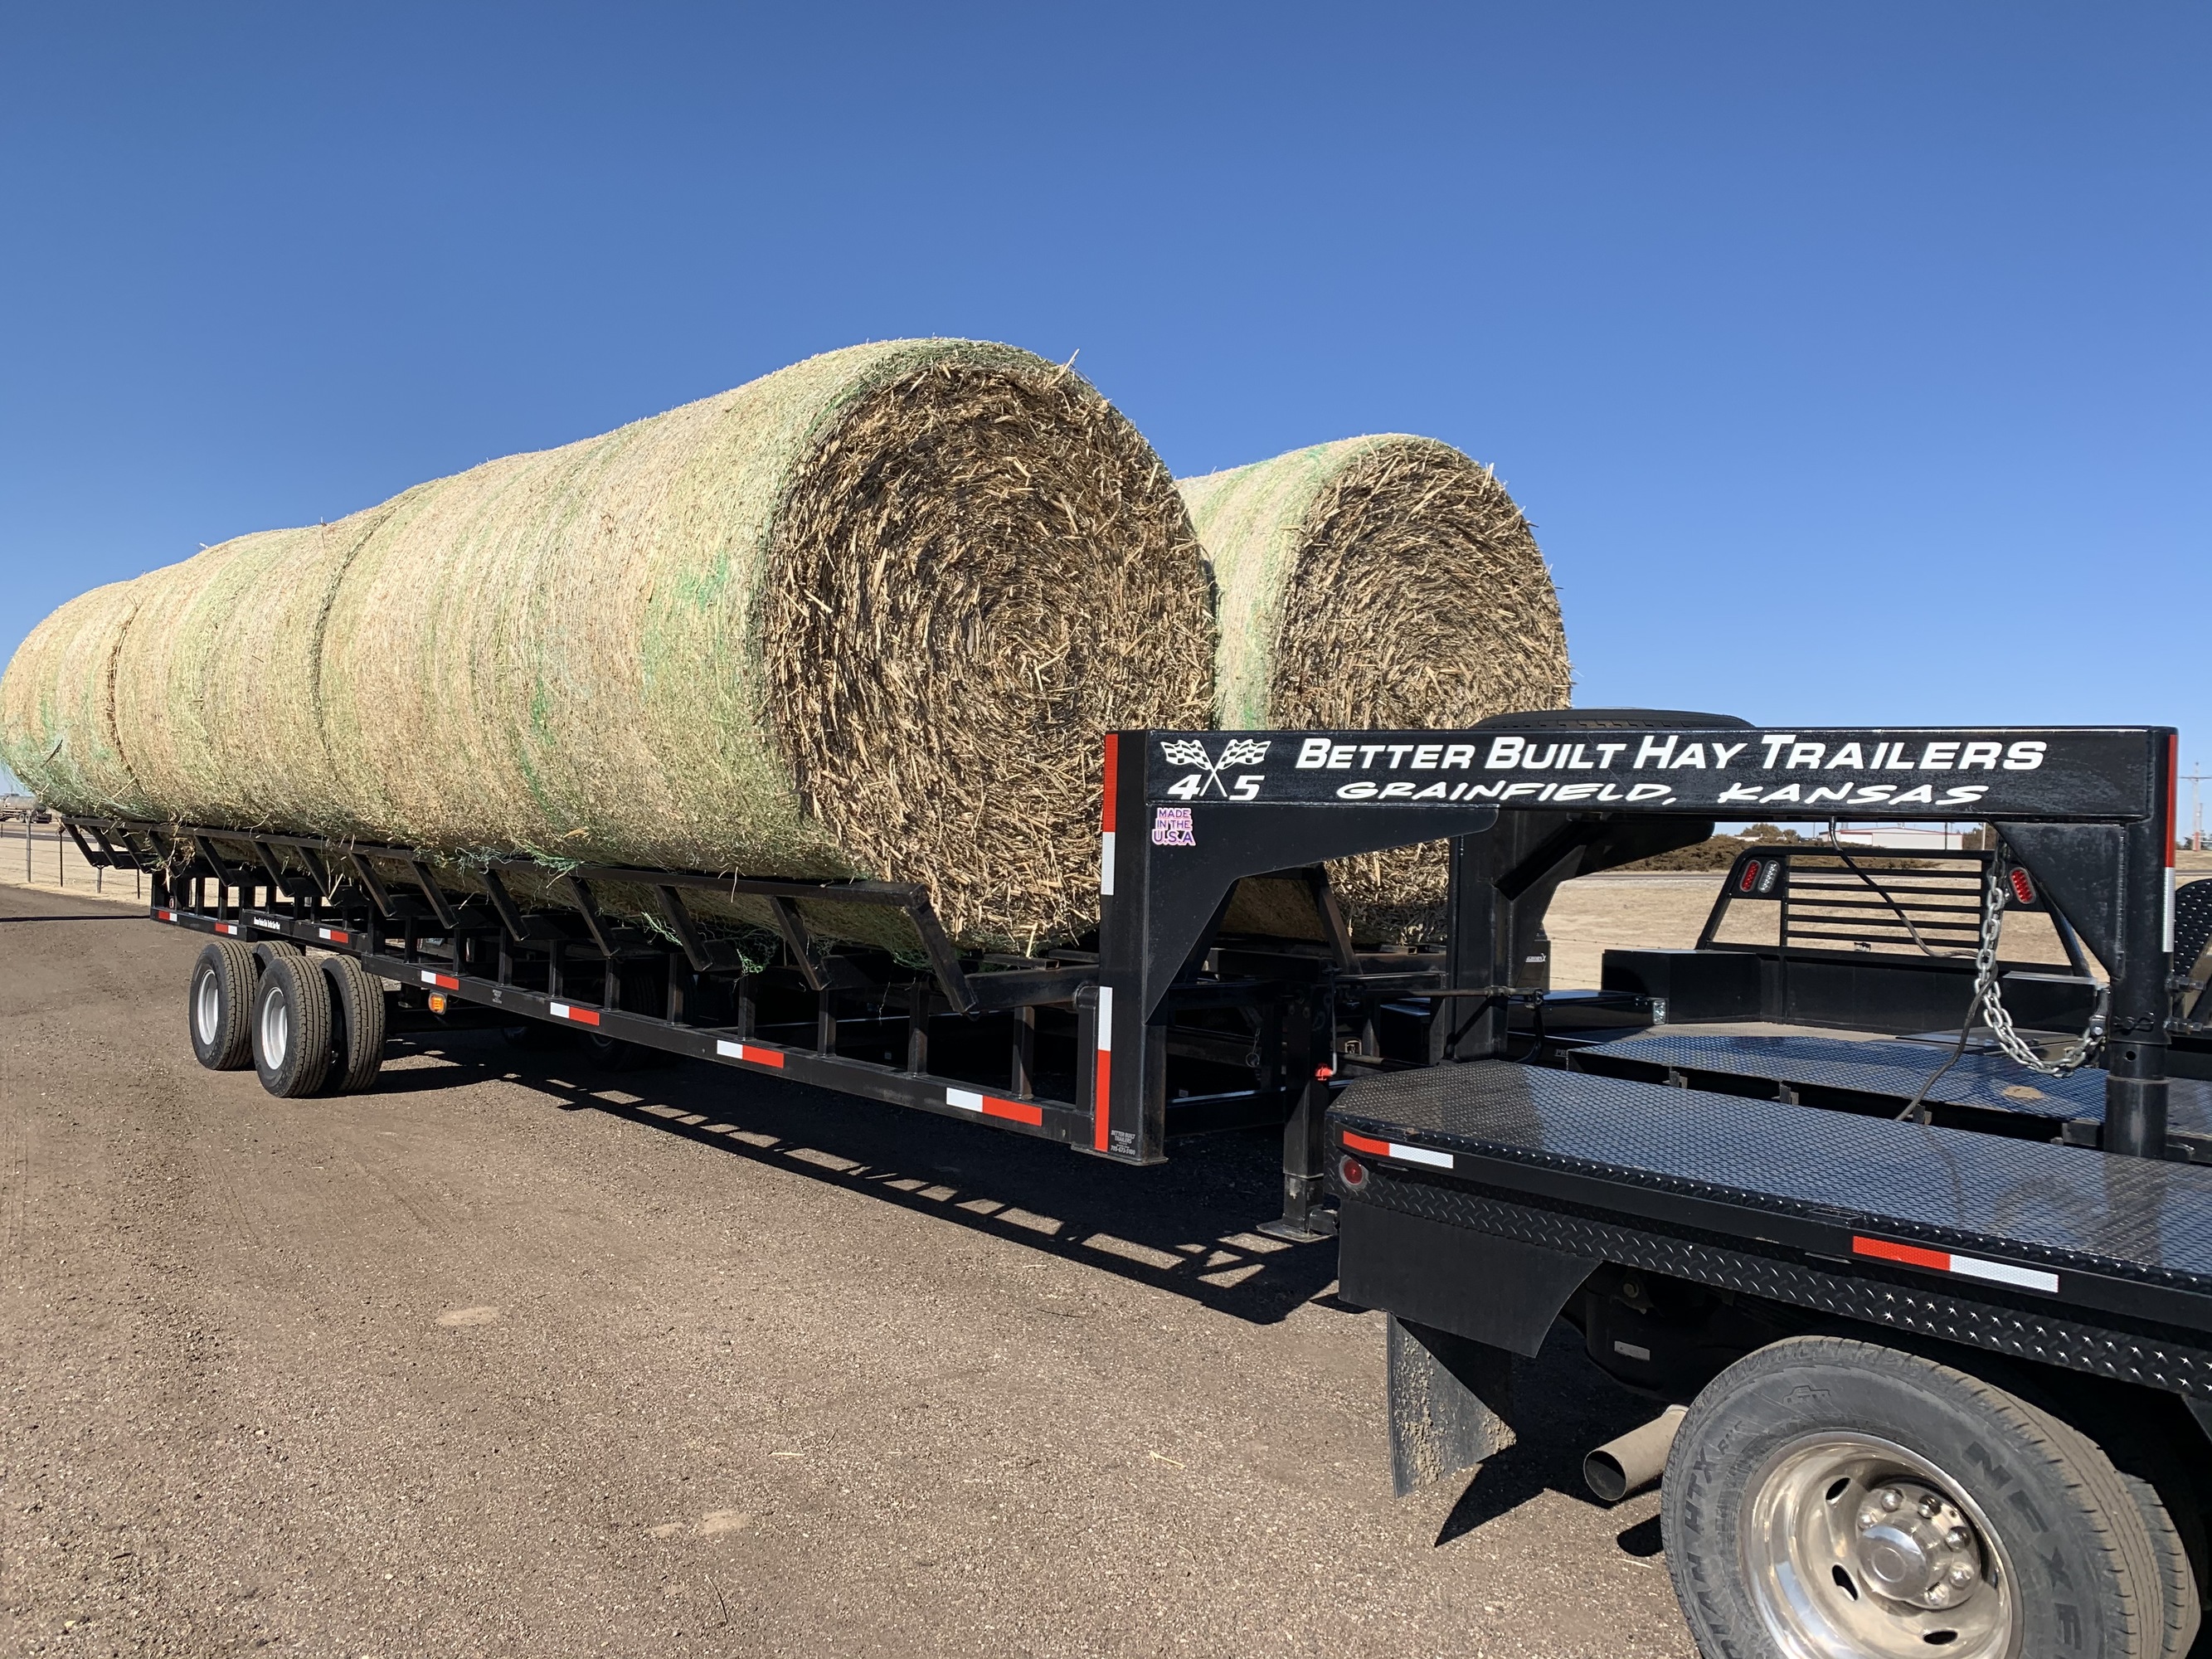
(195, 970), (221, 1047)
(1742, 1430), (2017, 1659)
(260, 987), (289, 1070)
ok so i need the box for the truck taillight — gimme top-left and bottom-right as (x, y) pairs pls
(1339, 1155), (1368, 1190)
(2009, 868), (2036, 906)
(428, 991), (450, 1014)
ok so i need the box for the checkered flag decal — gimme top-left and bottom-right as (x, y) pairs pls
(1159, 739), (1214, 770)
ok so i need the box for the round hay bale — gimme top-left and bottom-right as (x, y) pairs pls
(1179, 435), (1571, 942)
(0, 578), (156, 817)
(3, 339), (1214, 951)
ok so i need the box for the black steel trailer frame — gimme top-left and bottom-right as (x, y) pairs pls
(62, 713), (2212, 1655)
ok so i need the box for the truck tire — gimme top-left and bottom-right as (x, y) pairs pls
(321, 956), (387, 1094)
(187, 940), (257, 1070)
(252, 952), (333, 1097)
(1663, 1335), (2165, 1659)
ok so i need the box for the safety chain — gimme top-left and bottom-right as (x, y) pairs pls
(1976, 854), (2104, 1077)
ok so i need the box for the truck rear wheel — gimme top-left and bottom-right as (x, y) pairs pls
(187, 941), (256, 1070)
(252, 952), (333, 1097)
(321, 956), (387, 1093)
(1663, 1335), (2166, 1659)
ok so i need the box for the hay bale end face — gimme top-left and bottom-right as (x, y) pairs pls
(1179, 435), (1572, 942)
(0, 339), (1216, 951)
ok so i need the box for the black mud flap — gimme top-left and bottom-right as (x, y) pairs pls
(1343, 1198), (1601, 1497)
(1388, 1316), (1520, 1498)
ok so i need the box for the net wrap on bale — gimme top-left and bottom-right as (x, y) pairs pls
(0, 339), (1215, 951)
(1178, 435), (1571, 943)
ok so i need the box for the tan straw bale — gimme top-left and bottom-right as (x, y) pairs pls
(2, 339), (1212, 951)
(1179, 435), (1571, 942)
(0, 579), (157, 816)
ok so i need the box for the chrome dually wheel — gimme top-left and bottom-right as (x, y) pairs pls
(1665, 1336), (2178, 1659)
(1744, 1432), (2014, 1659)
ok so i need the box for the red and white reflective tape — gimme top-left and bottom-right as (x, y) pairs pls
(1099, 732), (1120, 898)
(155, 908), (176, 922)
(946, 1086), (1044, 1127)
(214, 922), (241, 936)
(714, 1039), (785, 1069)
(317, 926), (350, 945)
(547, 1001), (601, 1027)
(2165, 734), (2179, 952)
(1091, 984), (1113, 1152)
(419, 970), (459, 990)
(1341, 1130), (1455, 1170)
(1852, 1235), (2059, 1294)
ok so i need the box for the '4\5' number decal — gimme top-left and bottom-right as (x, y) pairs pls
(1164, 772), (1263, 801)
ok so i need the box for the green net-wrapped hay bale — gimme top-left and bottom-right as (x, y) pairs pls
(0, 579), (157, 818)
(1, 339), (1215, 951)
(1179, 435), (1571, 942)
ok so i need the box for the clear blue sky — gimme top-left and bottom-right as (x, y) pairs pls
(2, 4), (2205, 791)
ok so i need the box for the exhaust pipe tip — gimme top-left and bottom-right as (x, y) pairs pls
(1582, 1404), (1688, 1503)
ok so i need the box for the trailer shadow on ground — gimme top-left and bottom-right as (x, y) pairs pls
(375, 1029), (1343, 1326)
(373, 1028), (1677, 1564)
(1427, 1321), (1675, 1554)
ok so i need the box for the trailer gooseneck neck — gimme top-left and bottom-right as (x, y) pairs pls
(1096, 718), (2179, 1163)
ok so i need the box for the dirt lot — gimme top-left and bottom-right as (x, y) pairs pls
(1, 880), (1694, 1659)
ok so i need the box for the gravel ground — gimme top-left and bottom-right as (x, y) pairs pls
(1, 882), (1693, 1659)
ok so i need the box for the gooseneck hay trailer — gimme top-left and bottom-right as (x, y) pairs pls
(60, 711), (2212, 1659)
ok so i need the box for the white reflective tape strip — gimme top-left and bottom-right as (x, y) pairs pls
(1096, 985), (1112, 1052)
(2166, 868), (2176, 953)
(551, 1002), (573, 1020)
(1946, 1254), (2059, 1293)
(1389, 1142), (1454, 1169)
(946, 1087), (984, 1113)
(1099, 831), (1116, 897)
(716, 1039), (741, 1058)
(420, 971), (439, 985)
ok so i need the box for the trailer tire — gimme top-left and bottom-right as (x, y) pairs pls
(581, 1030), (667, 1071)
(1663, 1335), (2162, 1659)
(252, 952), (333, 1097)
(321, 956), (387, 1094)
(251, 938), (304, 964)
(187, 941), (257, 1071)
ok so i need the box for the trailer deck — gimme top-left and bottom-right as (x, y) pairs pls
(1563, 1029), (2212, 1155)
